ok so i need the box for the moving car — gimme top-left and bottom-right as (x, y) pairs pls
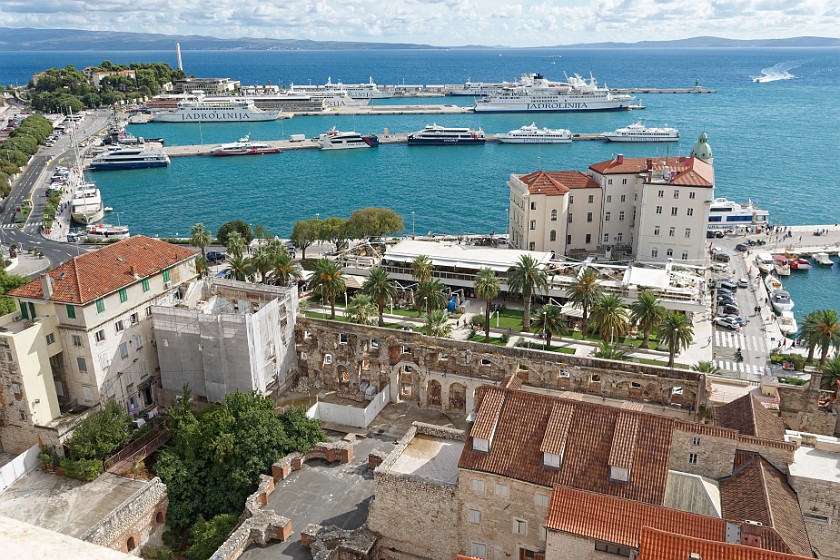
(206, 251), (226, 263)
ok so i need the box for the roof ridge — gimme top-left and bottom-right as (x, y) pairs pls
(757, 459), (775, 529)
(72, 257), (82, 302)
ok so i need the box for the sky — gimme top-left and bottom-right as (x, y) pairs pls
(1, 0), (839, 47)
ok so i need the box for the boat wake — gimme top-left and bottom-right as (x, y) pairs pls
(752, 61), (800, 83)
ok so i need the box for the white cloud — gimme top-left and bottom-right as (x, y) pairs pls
(0, 0), (838, 45)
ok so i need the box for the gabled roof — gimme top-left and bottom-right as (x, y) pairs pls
(516, 170), (600, 196)
(9, 236), (196, 305)
(714, 395), (786, 441)
(589, 155), (714, 187)
(459, 387), (675, 504)
(638, 527), (813, 560)
(720, 452), (812, 557)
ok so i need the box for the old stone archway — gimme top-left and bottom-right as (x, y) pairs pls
(126, 536), (136, 551)
(427, 379), (442, 407)
(449, 382), (466, 412)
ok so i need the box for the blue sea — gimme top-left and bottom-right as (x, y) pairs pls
(2, 48), (840, 320)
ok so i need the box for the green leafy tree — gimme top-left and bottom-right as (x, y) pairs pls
(346, 207), (404, 239)
(565, 267), (602, 337)
(658, 312), (694, 368)
(65, 399), (131, 460)
(630, 291), (665, 349)
(249, 246), (274, 284)
(0, 270), (29, 315)
(692, 360), (721, 374)
(532, 304), (567, 348)
(185, 513), (239, 560)
(270, 251), (302, 286)
(474, 267), (500, 339)
(308, 259), (346, 319)
(216, 220), (253, 247)
(415, 279), (447, 319)
(819, 356), (840, 391)
(346, 294), (378, 325)
(424, 309), (453, 338)
(224, 231), (247, 260)
(291, 219), (320, 259)
(411, 255), (433, 283)
(507, 254), (549, 332)
(362, 267), (397, 327)
(798, 309), (840, 366)
(190, 223), (212, 275)
(226, 253), (251, 282)
(589, 294), (630, 342)
(318, 217), (350, 250)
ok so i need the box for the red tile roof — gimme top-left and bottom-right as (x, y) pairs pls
(638, 527), (813, 560)
(609, 412), (641, 470)
(517, 170), (600, 196)
(714, 395), (786, 441)
(589, 156), (714, 188)
(540, 401), (574, 456)
(9, 236), (196, 305)
(459, 387), (675, 504)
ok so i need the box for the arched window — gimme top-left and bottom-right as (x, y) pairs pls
(549, 230), (557, 242)
(550, 209), (558, 221)
(666, 248), (674, 257)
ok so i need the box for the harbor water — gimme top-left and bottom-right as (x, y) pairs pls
(2, 47), (840, 321)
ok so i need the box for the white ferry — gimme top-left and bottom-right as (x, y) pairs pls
(289, 77), (392, 99)
(707, 198), (769, 230)
(70, 185), (105, 224)
(153, 96), (281, 122)
(317, 127), (380, 150)
(407, 124), (486, 145)
(89, 146), (170, 170)
(602, 122), (680, 142)
(495, 123), (572, 144)
(210, 135), (281, 157)
(473, 73), (634, 113)
(448, 79), (508, 96)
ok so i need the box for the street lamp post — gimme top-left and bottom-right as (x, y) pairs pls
(411, 211), (415, 237)
(344, 290), (348, 312)
(423, 296), (428, 318)
(543, 311), (547, 351)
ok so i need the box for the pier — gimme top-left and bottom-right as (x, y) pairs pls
(610, 86), (717, 94)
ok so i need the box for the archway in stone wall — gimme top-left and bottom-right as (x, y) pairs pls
(427, 380), (442, 407)
(449, 383), (466, 412)
(156, 511), (165, 525)
(127, 537), (136, 551)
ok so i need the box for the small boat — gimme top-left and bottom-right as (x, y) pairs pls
(770, 289), (795, 312)
(602, 122), (680, 142)
(777, 310), (798, 334)
(813, 252), (834, 266)
(789, 257), (811, 271)
(773, 254), (791, 276)
(407, 124), (485, 145)
(755, 252), (774, 274)
(210, 135), (281, 156)
(495, 123), (572, 144)
(86, 223), (130, 240)
(316, 127), (380, 150)
(764, 273), (783, 292)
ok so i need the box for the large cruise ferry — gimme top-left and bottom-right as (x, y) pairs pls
(602, 122), (680, 142)
(707, 198), (769, 229)
(448, 79), (509, 96)
(407, 124), (485, 145)
(89, 146), (170, 170)
(153, 97), (281, 122)
(495, 123), (572, 144)
(474, 73), (635, 113)
(70, 185), (105, 225)
(290, 77), (392, 99)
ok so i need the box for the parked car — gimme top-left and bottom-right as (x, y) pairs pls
(215, 268), (232, 279)
(720, 305), (740, 315)
(714, 316), (738, 329)
(206, 251), (226, 263)
(713, 252), (731, 263)
(728, 316), (747, 326)
(738, 278), (749, 288)
(718, 280), (737, 291)
(735, 243), (748, 252)
(706, 230), (717, 239)
(715, 231), (725, 238)
(717, 296), (736, 306)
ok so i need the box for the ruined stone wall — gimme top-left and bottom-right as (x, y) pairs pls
(780, 409), (838, 437)
(668, 428), (737, 479)
(777, 374), (839, 436)
(296, 317), (705, 414)
(545, 530), (618, 560)
(81, 477), (168, 554)
(735, 436), (795, 472)
(789, 474), (840, 560)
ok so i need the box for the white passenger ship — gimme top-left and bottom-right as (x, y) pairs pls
(602, 122), (680, 142)
(407, 124), (486, 145)
(495, 123), (572, 144)
(317, 127), (380, 150)
(70, 185), (105, 224)
(448, 79), (508, 96)
(153, 96), (281, 122)
(89, 146), (170, 170)
(290, 77), (392, 99)
(474, 73), (635, 113)
(707, 198), (769, 230)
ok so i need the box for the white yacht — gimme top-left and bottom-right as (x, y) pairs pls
(602, 122), (680, 142)
(70, 185), (105, 224)
(707, 198), (769, 230)
(210, 135), (281, 156)
(770, 289), (795, 313)
(755, 252), (775, 274)
(153, 96), (281, 122)
(777, 310), (798, 335)
(89, 146), (170, 170)
(317, 128), (380, 150)
(449, 79), (508, 96)
(86, 223), (130, 240)
(813, 252), (834, 266)
(407, 124), (486, 145)
(495, 123), (572, 144)
(764, 273), (783, 293)
(289, 77), (392, 99)
(473, 72), (634, 113)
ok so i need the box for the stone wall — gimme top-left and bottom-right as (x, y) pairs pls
(668, 428), (737, 480)
(735, 435), (795, 472)
(777, 373), (839, 436)
(545, 531), (617, 560)
(789, 474), (840, 560)
(81, 477), (168, 554)
(296, 317), (705, 416)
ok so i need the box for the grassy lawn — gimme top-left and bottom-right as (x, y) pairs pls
(467, 332), (510, 346)
(516, 340), (576, 355)
(303, 311), (406, 329)
(567, 331), (650, 348)
(629, 357), (690, 369)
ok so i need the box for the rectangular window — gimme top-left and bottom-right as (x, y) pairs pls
(621, 194), (626, 202)
(95, 329), (105, 343)
(567, 213), (572, 224)
(141, 278), (150, 292)
(606, 195), (612, 203)
(119, 342), (129, 359)
(669, 227), (676, 237)
(133, 334), (144, 349)
(99, 353), (110, 369)
(689, 192), (696, 199)
(535, 493), (550, 508)
(588, 195), (594, 203)
(162, 269), (171, 283)
(471, 543), (487, 559)
(656, 206), (662, 214)
(622, 179), (627, 185)
(20, 302), (28, 320)
(605, 211), (611, 222)
(603, 233), (609, 243)
(585, 233), (592, 244)
(46, 333), (55, 345)
(617, 233), (623, 242)
(674, 190), (679, 199)
(587, 212), (593, 223)
(530, 220), (536, 231)
(468, 509), (481, 524)
(66, 305), (76, 319)
(671, 207), (678, 216)
(529, 242), (535, 251)
(607, 179), (613, 185)
(115, 320), (125, 333)
(692, 437), (701, 446)
(72, 334), (82, 347)
(685, 228), (691, 239)
(651, 248), (659, 258)
(566, 235), (572, 245)
(119, 288), (127, 303)
(495, 483), (509, 498)
(138, 361), (148, 379)
(530, 201), (536, 210)
(472, 478), (485, 493)
(513, 518), (527, 536)
(689, 453), (698, 465)
(124, 369), (133, 386)
(544, 452), (561, 468)
(654, 226), (660, 236)
(146, 306), (153, 317)
(95, 298), (105, 314)
(339, 333), (348, 344)
(687, 208), (694, 216)
(569, 195), (574, 204)
(658, 190), (664, 198)
(619, 211), (625, 221)
(130, 312), (139, 325)
(77, 356), (87, 372)
(595, 542), (632, 557)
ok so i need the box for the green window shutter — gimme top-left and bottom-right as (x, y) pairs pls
(66, 305), (76, 319)
(20, 302), (28, 320)
(119, 288), (127, 303)
(163, 269), (171, 283)
(141, 278), (150, 292)
(96, 298), (105, 314)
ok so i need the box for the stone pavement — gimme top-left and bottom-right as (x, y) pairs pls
(4, 247), (51, 277)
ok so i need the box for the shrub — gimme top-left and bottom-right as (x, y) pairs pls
(65, 399), (132, 460)
(778, 376), (807, 386)
(185, 513), (239, 560)
(500, 333), (509, 343)
(59, 457), (103, 481)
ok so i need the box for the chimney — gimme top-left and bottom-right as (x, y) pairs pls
(130, 265), (140, 279)
(616, 153), (624, 164)
(689, 554), (702, 560)
(39, 274), (54, 300)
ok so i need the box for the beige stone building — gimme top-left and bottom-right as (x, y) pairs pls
(1, 236), (196, 453)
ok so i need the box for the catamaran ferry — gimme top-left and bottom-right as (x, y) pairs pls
(602, 122), (680, 142)
(153, 97), (281, 122)
(474, 73), (634, 113)
(289, 77), (392, 99)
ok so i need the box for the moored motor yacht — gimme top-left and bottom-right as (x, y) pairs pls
(788, 257), (811, 271)
(495, 123), (573, 143)
(773, 255), (790, 276)
(755, 252), (775, 274)
(770, 289), (795, 313)
(210, 135), (281, 156)
(764, 273), (783, 292)
(316, 127), (380, 150)
(70, 185), (105, 225)
(777, 310), (798, 335)
(602, 122), (680, 142)
(86, 223), (130, 240)
(407, 124), (486, 145)
(813, 252), (835, 266)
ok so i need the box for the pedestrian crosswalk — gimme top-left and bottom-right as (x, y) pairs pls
(0, 223), (18, 229)
(714, 360), (766, 375)
(714, 331), (767, 353)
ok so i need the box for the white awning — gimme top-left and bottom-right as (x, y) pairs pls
(383, 239), (553, 273)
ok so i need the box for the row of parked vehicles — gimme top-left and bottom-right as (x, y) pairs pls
(713, 277), (750, 330)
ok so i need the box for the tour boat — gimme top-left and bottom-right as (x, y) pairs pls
(89, 146), (170, 170)
(210, 135), (281, 156)
(773, 255), (791, 276)
(813, 252), (835, 266)
(407, 124), (486, 145)
(708, 198), (769, 230)
(602, 122), (680, 142)
(86, 223), (130, 240)
(317, 127), (380, 150)
(70, 186), (105, 224)
(495, 123), (573, 144)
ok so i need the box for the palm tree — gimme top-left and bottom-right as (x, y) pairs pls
(507, 254), (549, 332)
(630, 291), (666, 349)
(411, 255), (434, 283)
(819, 355), (840, 391)
(225, 231), (247, 260)
(797, 311), (821, 363)
(415, 279), (447, 319)
(592, 340), (629, 361)
(227, 253), (252, 282)
(589, 294), (630, 343)
(692, 360), (721, 375)
(565, 267), (602, 338)
(474, 267), (500, 339)
(425, 309), (453, 338)
(346, 294), (378, 326)
(362, 267), (397, 327)
(190, 223), (212, 276)
(532, 304), (567, 348)
(308, 259), (346, 320)
(249, 246), (274, 284)
(798, 309), (840, 366)
(658, 312), (694, 368)
(270, 251), (302, 286)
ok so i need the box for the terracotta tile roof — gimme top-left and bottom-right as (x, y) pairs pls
(517, 170), (600, 196)
(720, 452), (811, 557)
(459, 387), (674, 504)
(470, 387), (505, 441)
(674, 419), (738, 439)
(540, 401), (574, 456)
(589, 155), (714, 188)
(9, 236), (196, 305)
(638, 527), (813, 560)
(714, 395), (786, 441)
(609, 412), (641, 470)
(546, 485), (725, 548)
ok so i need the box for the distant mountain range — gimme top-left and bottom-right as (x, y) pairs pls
(1, 28), (839, 51)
